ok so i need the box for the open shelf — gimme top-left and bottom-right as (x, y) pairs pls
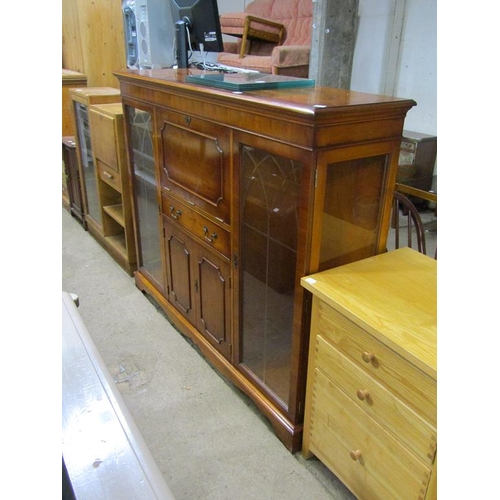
(103, 203), (125, 226)
(106, 233), (127, 258)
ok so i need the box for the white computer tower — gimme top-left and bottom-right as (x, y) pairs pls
(122, 0), (176, 69)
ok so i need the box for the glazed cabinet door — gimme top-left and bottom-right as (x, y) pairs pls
(163, 218), (232, 361)
(74, 101), (102, 227)
(234, 140), (312, 415)
(124, 103), (165, 292)
(311, 143), (398, 273)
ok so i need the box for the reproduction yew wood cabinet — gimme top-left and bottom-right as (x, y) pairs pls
(114, 68), (415, 452)
(301, 248), (437, 499)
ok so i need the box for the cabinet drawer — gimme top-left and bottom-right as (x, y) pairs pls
(316, 300), (436, 427)
(98, 160), (122, 192)
(158, 109), (231, 223)
(315, 335), (436, 465)
(89, 106), (121, 173)
(162, 192), (230, 258)
(309, 369), (432, 500)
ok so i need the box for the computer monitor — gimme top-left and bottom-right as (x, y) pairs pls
(170, 0), (224, 68)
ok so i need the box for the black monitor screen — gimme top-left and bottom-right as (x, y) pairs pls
(170, 0), (223, 54)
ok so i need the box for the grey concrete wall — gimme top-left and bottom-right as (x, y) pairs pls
(309, 0), (359, 88)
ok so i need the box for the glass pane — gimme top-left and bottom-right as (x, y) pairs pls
(319, 155), (387, 270)
(75, 103), (101, 225)
(240, 146), (303, 409)
(128, 107), (162, 286)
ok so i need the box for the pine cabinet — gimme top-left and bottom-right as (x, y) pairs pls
(89, 103), (137, 275)
(70, 87), (121, 232)
(70, 88), (136, 275)
(115, 68), (415, 451)
(301, 248), (437, 499)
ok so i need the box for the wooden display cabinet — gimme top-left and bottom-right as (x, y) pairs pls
(70, 87), (122, 236)
(89, 103), (137, 275)
(62, 136), (85, 227)
(62, 69), (87, 136)
(69, 88), (136, 275)
(301, 248), (437, 499)
(115, 68), (415, 452)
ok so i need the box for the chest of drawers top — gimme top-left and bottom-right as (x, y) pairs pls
(301, 247), (437, 380)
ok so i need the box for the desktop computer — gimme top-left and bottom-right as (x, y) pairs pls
(122, 0), (176, 69)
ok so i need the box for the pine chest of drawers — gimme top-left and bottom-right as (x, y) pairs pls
(301, 247), (437, 500)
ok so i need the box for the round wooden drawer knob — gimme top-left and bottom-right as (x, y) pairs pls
(362, 351), (375, 363)
(350, 450), (362, 462)
(357, 389), (370, 401)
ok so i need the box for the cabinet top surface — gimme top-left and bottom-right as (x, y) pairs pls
(402, 129), (437, 142)
(114, 69), (416, 116)
(89, 102), (124, 116)
(301, 248), (437, 378)
(69, 87), (120, 97)
(62, 69), (87, 80)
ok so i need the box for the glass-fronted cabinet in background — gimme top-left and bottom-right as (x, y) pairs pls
(124, 104), (164, 292)
(69, 88), (122, 234)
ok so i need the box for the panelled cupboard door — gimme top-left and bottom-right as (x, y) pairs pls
(195, 249), (232, 362)
(163, 218), (232, 361)
(164, 219), (197, 326)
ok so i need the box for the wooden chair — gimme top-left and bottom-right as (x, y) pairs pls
(391, 191), (427, 255)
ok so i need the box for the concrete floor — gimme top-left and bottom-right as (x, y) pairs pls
(62, 207), (355, 500)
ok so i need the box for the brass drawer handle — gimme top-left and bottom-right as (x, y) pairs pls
(169, 205), (182, 219)
(103, 171), (114, 180)
(349, 450), (362, 462)
(203, 226), (217, 243)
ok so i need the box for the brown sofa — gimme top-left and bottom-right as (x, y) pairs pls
(217, 0), (313, 77)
